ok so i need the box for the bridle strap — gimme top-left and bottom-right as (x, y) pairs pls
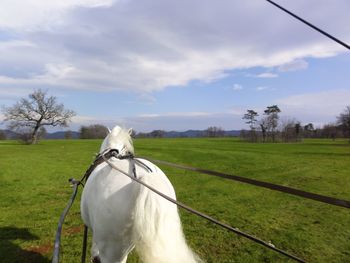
(79, 149), (152, 184)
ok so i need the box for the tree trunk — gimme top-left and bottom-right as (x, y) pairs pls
(260, 124), (266, 142)
(31, 122), (41, 144)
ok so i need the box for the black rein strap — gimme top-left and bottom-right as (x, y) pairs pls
(80, 149), (124, 183)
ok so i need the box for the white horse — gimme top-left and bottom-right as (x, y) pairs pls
(81, 125), (201, 263)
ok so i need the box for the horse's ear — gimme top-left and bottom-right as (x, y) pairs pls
(128, 128), (133, 135)
(107, 127), (111, 134)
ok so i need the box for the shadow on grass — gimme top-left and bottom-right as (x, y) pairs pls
(301, 141), (350, 147)
(293, 151), (350, 157)
(0, 226), (50, 263)
(0, 141), (21, 146)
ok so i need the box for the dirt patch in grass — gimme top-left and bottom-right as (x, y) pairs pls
(26, 242), (53, 255)
(63, 225), (83, 236)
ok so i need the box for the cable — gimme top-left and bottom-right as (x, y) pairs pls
(265, 0), (350, 51)
(52, 179), (80, 263)
(142, 157), (350, 209)
(102, 154), (306, 263)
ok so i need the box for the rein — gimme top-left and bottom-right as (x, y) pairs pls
(80, 149), (134, 184)
(52, 149), (306, 263)
(52, 149), (120, 263)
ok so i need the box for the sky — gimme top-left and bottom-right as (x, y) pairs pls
(0, 0), (349, 132)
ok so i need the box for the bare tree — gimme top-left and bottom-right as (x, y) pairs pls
(242, 109), (259, 142)
(38, 127), (47, 139)
(294, 122), (302, 141)
(322, 123), (338, 140)
(337, 106), (350, 140)
(243, 110), (259, 130)
(64, 130), (73, 139)
(264, 105), (281, 142)
(206, 126), (224, 137)
(2, 89), (75, 144)
(280, 118), (301, 142)
(259, 118), (268, 142)
(303, 123), (314, 138)
(149, 130), (165, 138)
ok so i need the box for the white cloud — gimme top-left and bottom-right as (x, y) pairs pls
(0, 0), (349, 93)
(68, 114), (120, 131)
(228, 108), (245, 116)
(256, 86), (269, 91)
(128, 111), (244, 132)
(233, 84), (243, 90)
(139, 112), (212, 118)
(72, 115), (103, 124)
(138, 114), (160, 118)
(278, 89), (350, 110)
(277, 89), (350, 124)
(278, 59), (309, 72)
(0, 87), (31, 99)
(0, 0), (115, 30)
(133, 93), (157, 105)
(255, 72), (278, 78)
(65, 110), (247, 132)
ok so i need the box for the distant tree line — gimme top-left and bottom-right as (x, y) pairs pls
(80, 124), (109, 139)
(0, 130), (6, 140)
(137, 131), (161, 138)
(135, 126), (226, 138)
(241, 105), (350, 142)
(205, 126), (225, 137)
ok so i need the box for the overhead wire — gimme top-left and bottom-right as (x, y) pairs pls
(265, 0), (350, 51)
(142, 157), (350, 209)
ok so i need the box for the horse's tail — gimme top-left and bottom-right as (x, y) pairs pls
(132, 172), (201, 263)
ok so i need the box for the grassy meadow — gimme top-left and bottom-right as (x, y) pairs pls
(0, 138), (349, 262)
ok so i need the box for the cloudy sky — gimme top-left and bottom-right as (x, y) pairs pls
(0, 0), (349, 132)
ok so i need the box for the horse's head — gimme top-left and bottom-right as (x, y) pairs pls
(100, 125), (134, 156)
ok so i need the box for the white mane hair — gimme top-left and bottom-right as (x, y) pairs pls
(100, 125), (134, 156)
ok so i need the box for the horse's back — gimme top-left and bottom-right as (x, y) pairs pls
(81, 158), (174, 225)
(81, 158), (174, 229)
(135, 158), (176, 199)
(80, 157), (180, 262)
(81, 159), (137, 228)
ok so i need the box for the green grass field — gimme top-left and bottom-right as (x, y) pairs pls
(0, 138), (349, 262)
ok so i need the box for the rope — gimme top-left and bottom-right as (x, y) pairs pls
(81, 226), (88, 263)
(265, 0), (350, 51)
(102, 154), (306, 263)
(52, 179), (80, 263)
(140, 157), (350, 209)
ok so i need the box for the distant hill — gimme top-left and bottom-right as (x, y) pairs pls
(45, 131), (80, 139)
(224, 130), (241, 137)
(0, 129), (240, 140)
(163, 130), (204, 138)
(163, 130), (240, 138)
(0, 129), (80, 140)
(1, 129), (19, 139)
